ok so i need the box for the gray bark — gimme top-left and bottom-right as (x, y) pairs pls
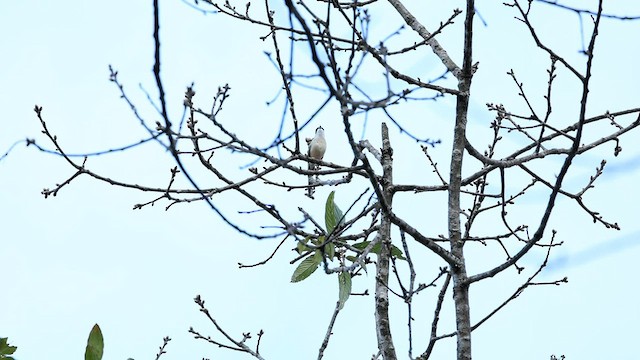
(375, 123), (397, 359)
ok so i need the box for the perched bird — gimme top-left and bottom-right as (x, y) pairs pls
(308, 126), (326, 164)
(306, 126), (326, 198)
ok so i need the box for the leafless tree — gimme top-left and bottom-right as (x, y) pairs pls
(26, 0), (640, 359)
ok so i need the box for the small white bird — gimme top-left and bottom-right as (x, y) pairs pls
(306, 126), (326, 198)
(308, 126), (326, 163)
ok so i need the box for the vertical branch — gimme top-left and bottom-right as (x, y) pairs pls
(419, 272), (451, 360)
(265, 0), (301, 154)
(375, 122), (397, 359)
(449, 1), (475, 360)
(153, 0), (170, 131)
(317, 302), (342, 360)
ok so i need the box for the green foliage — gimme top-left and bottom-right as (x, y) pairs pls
(85, 324), (104, 360)
(352, 241), (406, 260)
(325, 241), (335, 260)
(291, 251), (323, 283)
(290, 192), (358, 311)
(292, 192), (347, 283)
(296, 236), (313, 254)
(0, 337), (17, 360)
(324, 191), (344, 234)
(297, 235), (335, 260)
(337, 272), (352, 310)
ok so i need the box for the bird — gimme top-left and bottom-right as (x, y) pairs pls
(308, 126), (326, 164)
(306, 126), (326, 198)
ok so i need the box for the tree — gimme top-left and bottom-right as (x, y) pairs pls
(14, 0), (640, 359)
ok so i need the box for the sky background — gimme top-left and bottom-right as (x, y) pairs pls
(2, 1), (640, 359)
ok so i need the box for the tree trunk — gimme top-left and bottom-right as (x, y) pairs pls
(449, 2), (475, 359)
(375, 123), (397, 359)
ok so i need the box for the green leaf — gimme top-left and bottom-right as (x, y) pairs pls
(296, 236), (312, 254)
(0, 337), (17, 359)
(325, 191), (344, 234)
(338, 272), (352, 310)
(358, 255), (368, 275)
(352, 241), (406, 260)
(325, 241), (335, 260)
(85, 324), (104, 360)
(291, 251), (322, 283)
(390, 245), (406, 260)
(352, 241), (370, 251)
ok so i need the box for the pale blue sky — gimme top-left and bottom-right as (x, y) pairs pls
(2, 1), (640, 359)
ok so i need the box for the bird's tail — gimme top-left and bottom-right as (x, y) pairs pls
(306, 161), (315, 199)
